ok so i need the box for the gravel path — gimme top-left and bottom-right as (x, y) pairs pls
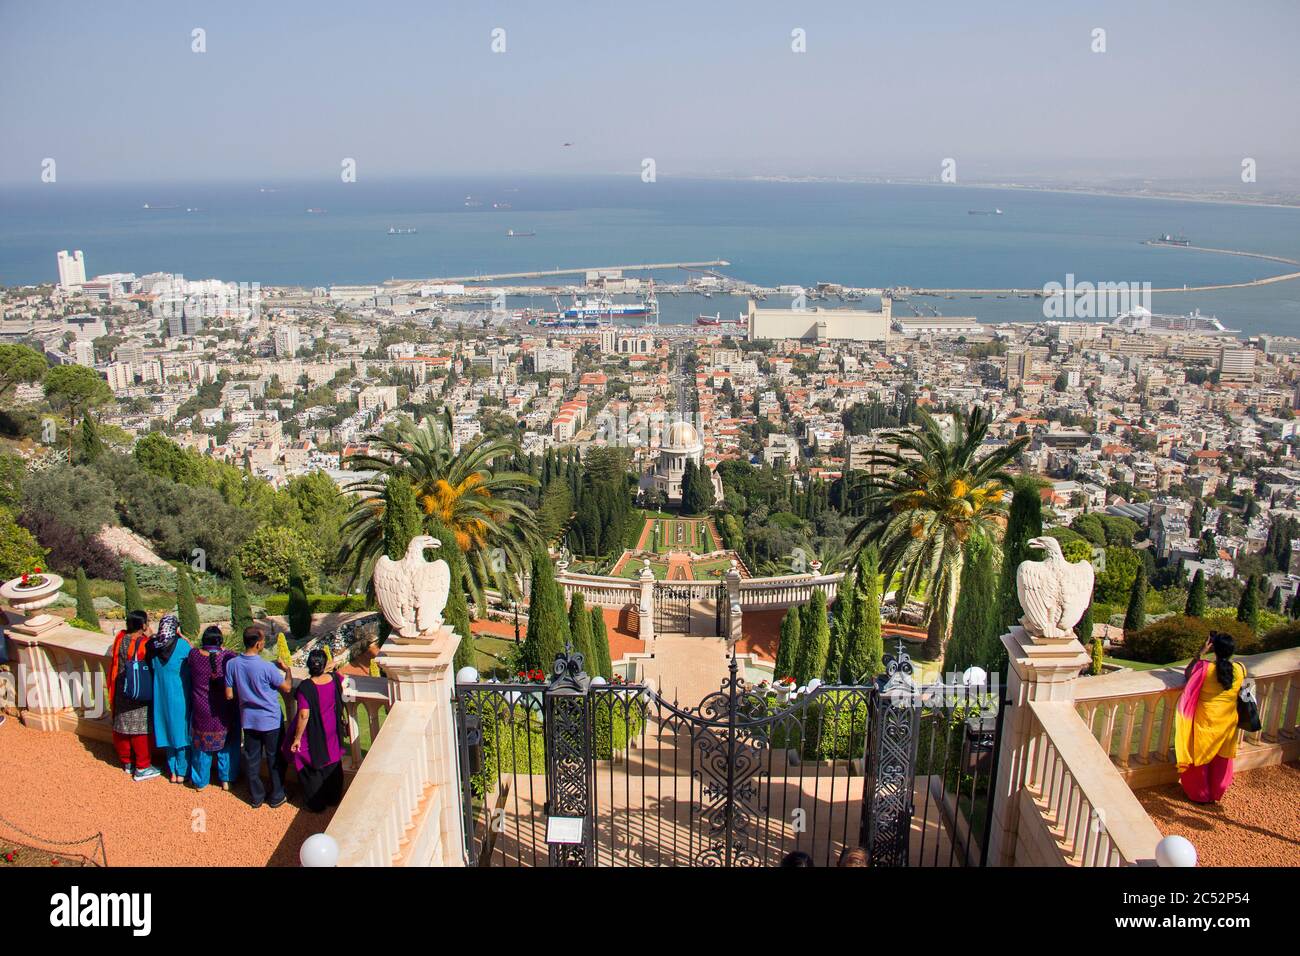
(1137, 761), (1300, 866)
(0, 719), (335, 867)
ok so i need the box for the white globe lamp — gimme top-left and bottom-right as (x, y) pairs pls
(1155, 835), (1197, 867)
(300, 833), (340, 868)
(456, 665), (479, 684)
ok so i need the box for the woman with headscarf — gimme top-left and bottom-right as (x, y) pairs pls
(283, 648), (347, 812)
(1175, 631), (1246, 803)
(107, 610), (159, 781)
(188, 625), (241, 790)
(150, 613), (192, 784)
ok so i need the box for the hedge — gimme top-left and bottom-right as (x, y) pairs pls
(262, 593), (368, 616)
(1258, 621), (1300, 653)
(1123, 615), (1256, 664)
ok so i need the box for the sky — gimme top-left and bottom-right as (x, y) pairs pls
(2, 0), (1298, 185)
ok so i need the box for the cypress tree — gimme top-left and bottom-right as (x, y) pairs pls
(177, 565), (202, 640)
(1237, 580), (1258, 632)
(382, 475), (423, 561)
(590, 606), (613, 679)
(945, 535), (998, 678)
(1185, 569), (1207, 618)
(850, 547), (885, 683)
(1123, 565), (1148, 635)
(1074, 600), (1095, 647)
(74, 567), (99, 628)
(568, 592), (594, 665)
(428, 516), (475, 673)
(286, 560), (312, 640)
(122, 564), (144, 615)
(521, 550), (569, 671)
(774, 607), (801, 681)
(229, 558), (253, 637)
(1288, 587), (1300, 620)
(825, 566), (859, 683)
(794, 589), (829, 687)
(997, 477), (1043, 634)
(1090, 637), (1105, 676)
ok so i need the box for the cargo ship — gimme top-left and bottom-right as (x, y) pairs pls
(540, 295), (649, 327)
(506, 229), (535, 238)
(1147, 233), (1190, 246)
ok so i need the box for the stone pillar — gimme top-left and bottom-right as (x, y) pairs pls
(638, 559), (655, 644)
(376, 622), (466, 865)
(985, 625), (1090, 868)
(724, 561), (742, 644)
(4, 615), (67, 732)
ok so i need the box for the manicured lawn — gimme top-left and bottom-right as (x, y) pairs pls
(692, 557), (734, 580)
(617, 558), (668, 580)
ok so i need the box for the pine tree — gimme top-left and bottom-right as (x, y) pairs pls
(286, 560), (312, 640)
(774, 607), (801, 681)
(794, 589), (829, 687)
(568, 592), (594, 665)
(229, 558), (253, 637)
(945, 535), (997, 677)
(1123, 565), (1148, 635)
(521, 550), (569, 671)
(1185, 569), (1207, 618)
(177, 565), (201, 640)
(590, 606), (613, 679)
(997, 478), (1043, 636)
(122, 564), (144, 615)
(1237, 580), (1258, 632)
(74, 567), (99, 628)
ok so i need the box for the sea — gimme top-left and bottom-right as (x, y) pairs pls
(2, 176), (1299, 336)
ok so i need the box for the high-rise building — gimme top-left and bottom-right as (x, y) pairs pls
(1219, 347), (1257, 383)
(274, 325), (300, 358)
(56, 250), (86, 290)
(71, 339), (96, 367)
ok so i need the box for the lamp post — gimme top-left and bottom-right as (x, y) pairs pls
(511, 599), (520, 644)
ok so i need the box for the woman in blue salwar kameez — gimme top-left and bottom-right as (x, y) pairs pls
(150, 614), (192, 783)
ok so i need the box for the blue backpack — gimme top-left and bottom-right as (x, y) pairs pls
(118, 634), (153, 704)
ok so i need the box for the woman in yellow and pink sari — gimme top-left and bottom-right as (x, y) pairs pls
(1174, 631), (1245, 803)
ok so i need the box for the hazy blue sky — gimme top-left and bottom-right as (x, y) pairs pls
(2, 0), (1297, 185)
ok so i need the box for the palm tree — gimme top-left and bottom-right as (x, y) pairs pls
(847, 407), (1028, 660)
(758, 538), (853, 577)
(339, 411), (541, 605)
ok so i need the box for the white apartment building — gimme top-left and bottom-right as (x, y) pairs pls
(57, 250), (86, 291)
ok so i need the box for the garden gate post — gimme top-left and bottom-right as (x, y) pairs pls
(544, 646), (594, 866)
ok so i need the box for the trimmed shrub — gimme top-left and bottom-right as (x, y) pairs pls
(262, 593), (368, 615)
(1258, 621), (1300, 653)
(1124, 615), (1256, 664)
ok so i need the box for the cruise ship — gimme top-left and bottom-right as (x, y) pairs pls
(1111, 307), (1236, 335)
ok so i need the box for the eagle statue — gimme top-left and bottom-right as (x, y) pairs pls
(1015, 535), (1095, 640)
(372, 535), (451, 637)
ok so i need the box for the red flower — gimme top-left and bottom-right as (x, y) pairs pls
(33, 566), (42, 574)
(19, 574), (28, 585)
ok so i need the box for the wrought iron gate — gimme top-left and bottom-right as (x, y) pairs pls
(455, 646), (1001, 867)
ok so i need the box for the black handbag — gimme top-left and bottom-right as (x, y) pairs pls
(1236, 670), (1261, 733)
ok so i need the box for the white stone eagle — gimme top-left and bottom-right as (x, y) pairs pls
(373, 535), (451, 637)
(1015, 535), (1095, 640)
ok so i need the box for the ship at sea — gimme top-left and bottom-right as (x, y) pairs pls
(968, 208), (1003, 216)
(387, 226), (417, 235)
(506, 229), (535, 238)
(1147, 232), (1191, 246)
(1111, 307), (1235, 334)
(541, 295), (649, 327)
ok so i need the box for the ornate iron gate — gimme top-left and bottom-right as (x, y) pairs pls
(653, 585), (692, 634)
(455, 646), (1001, 867)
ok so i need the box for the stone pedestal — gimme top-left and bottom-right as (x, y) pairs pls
(724, 564), (742, 645)
(375, 622), (466, 865)
(638, 562), (655, 644)
(985, 625), (1090, 868)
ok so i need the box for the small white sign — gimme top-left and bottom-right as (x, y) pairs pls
(546, 816), (585, 845)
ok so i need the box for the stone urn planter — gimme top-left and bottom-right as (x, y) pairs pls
(1, 572), (64, 614)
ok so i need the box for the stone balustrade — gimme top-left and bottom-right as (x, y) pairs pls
(3, 617), (114, 739)
(737, 573), (842, 610)
(342, 674), (389, 772)
(1073, 647), (1300, 787)
(1018, 700), (1164, 866)
(553, 572), (641, 609)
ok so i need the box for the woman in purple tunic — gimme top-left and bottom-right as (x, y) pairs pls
(285, 649), (346, 812)
(188, 626), (241, 790)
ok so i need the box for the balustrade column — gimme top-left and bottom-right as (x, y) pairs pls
(985, 625), (1090, 868)
(638, 560), (656, 643)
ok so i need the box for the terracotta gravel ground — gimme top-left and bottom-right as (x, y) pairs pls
(1136, 762), (1300, 867)
(0, 719), (334, 867)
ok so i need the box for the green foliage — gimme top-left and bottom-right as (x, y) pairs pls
(1237, 574), (1260, 630)
(0, 343), (48, 399)
(794, 589), (829, 686)
(236, 525), (323, 591)
(593, 698), (644, 759)
(286, 562), (312, 639)
(1091, 637), (1105, 675)
(1185, 570), (1207, 618)
(122, 564), (144, 615)
(228, 559), (253, 636)
(589, 607), (613, 679)
(68, 617), (102, 633)
(567, 591), (593, 663)
(840, 547), (883, 683)
(774, 606), (801, 681)
(261, 593), (368, 615)
(74, 567), (99, 629)
(1123, 565), (1148, 634)
(997, 477), (1043, 637)
(1258, 620), (1300, 653)
(1124, 615), (1255, 664)
(770, 690), (871, 760)
(22, 465), (117, 538)
(382, 475), (423, 561)
(176, 565), (201, 639)
(1095, 546), (1141, 606)
(946, 534), (998, 677)
(0, 506), (46, 578)
(520, 550), (568, 671)
(1075, 601), (1095, 645)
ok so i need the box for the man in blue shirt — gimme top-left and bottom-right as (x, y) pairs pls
(226, 626), (293, 808)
